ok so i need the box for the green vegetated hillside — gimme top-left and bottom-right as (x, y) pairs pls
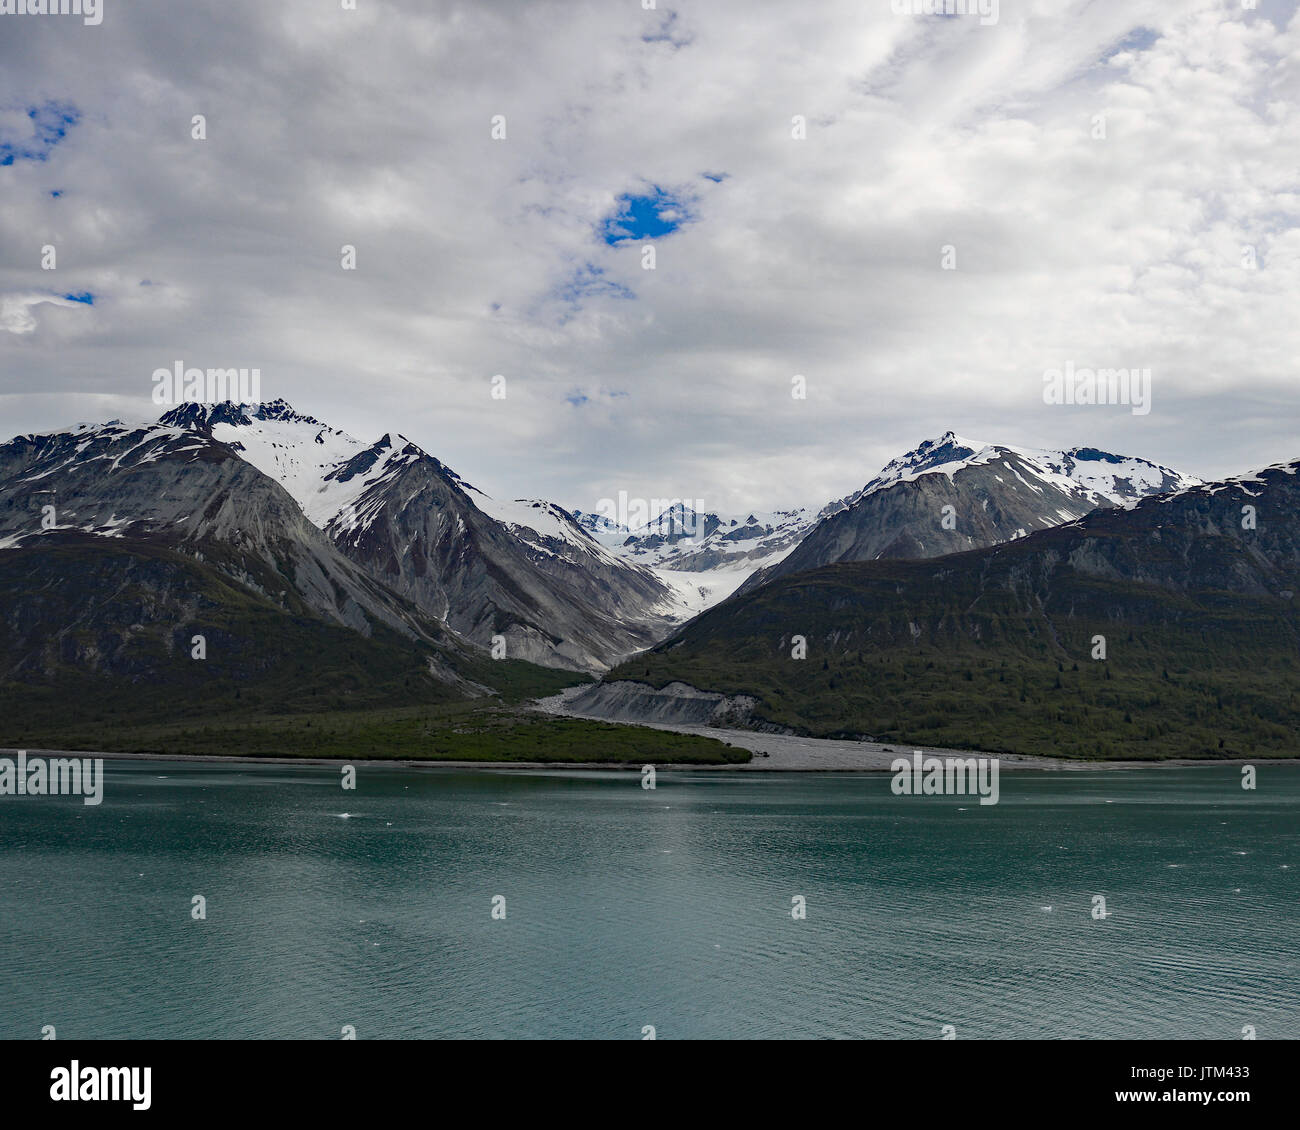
(0, 538), (743, 764)
(609, 468), (1300, 761)
(38, 702), (748, 764)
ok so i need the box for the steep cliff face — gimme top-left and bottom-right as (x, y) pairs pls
(319, 436), (676, 671)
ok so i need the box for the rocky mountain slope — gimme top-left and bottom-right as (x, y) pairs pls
(738, 432), (1201, 594)
(0, 410), (429, 640)
(0, 401), (680, 672)
(604, 458), (1300, 760)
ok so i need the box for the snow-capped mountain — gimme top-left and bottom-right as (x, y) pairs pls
(0, 409), (444, 642)
(0, 400), (680, 672)
(855, 432), (1199, 508)
(0, 406), (1208, 670)
(572, 502), (823, 615)
(207, 401), (686, 669)
(738, 431), (1202, 593)
(577, 432), (1201, 611)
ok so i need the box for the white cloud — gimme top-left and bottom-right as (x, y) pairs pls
(0, 292), (84, 335)
(0, 0), (1297, 515)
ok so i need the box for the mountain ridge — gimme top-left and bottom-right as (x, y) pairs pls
(603, 455), (1299, 760)
(736, 430), (1202, 595)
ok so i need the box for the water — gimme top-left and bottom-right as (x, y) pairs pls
(1, 760), (1296, 1039)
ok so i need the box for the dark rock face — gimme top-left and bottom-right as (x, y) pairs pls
(322, 443), (675, 671)
(0, 418), (425, 641)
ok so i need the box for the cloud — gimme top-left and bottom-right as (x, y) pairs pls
(0, 0), (1298, 517)
(0, 291), (87, 335)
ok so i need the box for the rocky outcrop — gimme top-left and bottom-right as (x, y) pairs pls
(566, 679), (760, 726)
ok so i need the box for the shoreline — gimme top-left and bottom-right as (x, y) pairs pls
(528, 690), (1300, 772)
(8, 686), (1297, 775)
(6, 745), (1297, 775)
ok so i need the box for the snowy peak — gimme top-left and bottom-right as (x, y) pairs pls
(631, 501), (710, 538)
(158, 398), (326, 430)
(1047, 446), (1201, 503)
(166, 398), (441, 534)
(205, 404), (369, 528)
(151, 400), (616, 568)
(735, 431), (1205, 596)
(587, 501), (822, 610)
(858, 431), (1201, 508)
(465, 492), (634, 569)
(870, 430), (987, 483)
(572, 509), (629, 546)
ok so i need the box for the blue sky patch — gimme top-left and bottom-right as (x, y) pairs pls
(564, 388), (628, 408)
(557, 262), (635, 307)
(601, 186), (692, 245)
(1102, 27), (1159, 62)
(0, 102), (81, 166)
(642, 11), (692, 49)
(62, 292), (94, 305)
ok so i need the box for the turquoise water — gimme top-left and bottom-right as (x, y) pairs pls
(1, 760), (1296, 1039)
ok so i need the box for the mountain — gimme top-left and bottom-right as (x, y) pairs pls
(0, 410), (435, 640)
(572, 503), (825, 614)
(0, 401), (679, 673)
(573, 432), (1200, 614)
(189, 400), (677, 670)
(0, 533), (553, 734)
(0, 413), (586, 736)
(737, 432), (1201, 594)
(0, 406), (1211, 690)
(615, 506), (818, 572)
(599, 458), (1300, 760)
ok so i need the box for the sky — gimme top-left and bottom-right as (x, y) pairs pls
(1, 0), (1298, 518)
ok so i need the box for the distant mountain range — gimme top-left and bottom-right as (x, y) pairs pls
(570, 430), (1200, 610)
(0, 400), (679, 674)
(0, 406), (1207, 672)
(573, 503), (824, 613)
(9, 398), (1275, 761)
(596, 456), (1300, 760)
